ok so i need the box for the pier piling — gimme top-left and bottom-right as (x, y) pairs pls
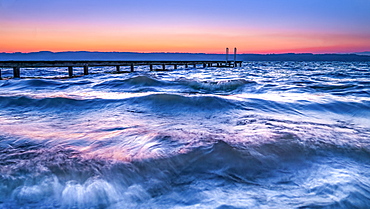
(130, 64), (134, 72)
(13, 67), (20, 78)
(68, 66), (73, 77)
(84, 66), (89, 75)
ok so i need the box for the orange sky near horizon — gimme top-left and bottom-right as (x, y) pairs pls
(2, 22), (369, 54)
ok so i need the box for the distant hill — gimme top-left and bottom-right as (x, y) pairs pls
(354, 51), (370, 56)
(239, 53), (370, 61)
(1, 51), (370, 62)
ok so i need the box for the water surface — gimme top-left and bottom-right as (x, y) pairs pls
(0, 61), (370, 208)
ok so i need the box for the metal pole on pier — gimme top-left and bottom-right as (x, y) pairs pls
(234, 47), (237, 67)
(226, 48), (229, 62)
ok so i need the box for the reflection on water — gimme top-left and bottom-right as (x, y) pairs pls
(0, 62), (370, 208)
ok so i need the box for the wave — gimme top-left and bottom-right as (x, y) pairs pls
(128, 93), (238, 113)
(0, 96), (105, 111)
(1, 92), (369, 118)
(94, 76), (170, 89)
(177, 78), (255, 93)
(0, 79), (94, 94)
(0, 93), (239, 114)
(1, 136), (370, 208)
(93, 75), (255, 94)
(1, 79), (61, 88)
(238, 97), (370, 117)
(308, 83), (359, 91)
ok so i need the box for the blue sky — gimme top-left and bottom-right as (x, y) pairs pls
(1, 0), (369, 53)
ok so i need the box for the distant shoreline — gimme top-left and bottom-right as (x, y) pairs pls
(1, 51), (370, 62)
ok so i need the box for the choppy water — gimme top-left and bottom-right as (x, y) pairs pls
(0, 61), (370, 208)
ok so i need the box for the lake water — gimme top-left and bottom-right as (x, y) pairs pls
(0, 61), (370, 208)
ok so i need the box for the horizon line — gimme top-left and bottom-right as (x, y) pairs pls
(1, 50), (370, 55)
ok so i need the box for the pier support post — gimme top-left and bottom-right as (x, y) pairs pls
(162, 64), (166, 70)
(150, 64), (153, 71)
(68, 66), (73, 77)
(185, 63), (188, 68)
(13, 67), (20, 78)
(84, 66), (89, 75)
(193, 64), (196, 68)
(130, 64), (134, 72)
(0, 68), (2, 80)
(116, 66), (120, 72)
(203, 63), (206, 68)
(174, 64), (177, 69)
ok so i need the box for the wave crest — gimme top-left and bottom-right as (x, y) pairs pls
(178, 78), (255, 93)
(129, 94), (237, 112)
(94, 76), (169, 89)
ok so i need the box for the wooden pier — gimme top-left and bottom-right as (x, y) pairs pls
(0, 60), (242, 79)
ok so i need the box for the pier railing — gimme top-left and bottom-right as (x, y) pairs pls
(0, 60), (242, 79)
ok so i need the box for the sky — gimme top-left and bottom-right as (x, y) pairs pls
(1, 0), (370, 54)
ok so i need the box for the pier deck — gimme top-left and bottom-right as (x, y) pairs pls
(0, 60), (243, 79)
